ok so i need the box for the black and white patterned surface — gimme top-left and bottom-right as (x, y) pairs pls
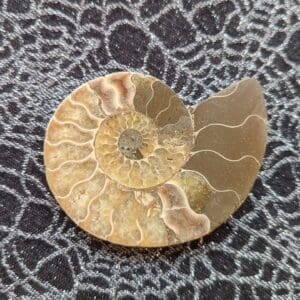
(0, 0), (299, 299)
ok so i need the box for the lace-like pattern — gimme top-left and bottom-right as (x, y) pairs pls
(0, 0), (299, 298)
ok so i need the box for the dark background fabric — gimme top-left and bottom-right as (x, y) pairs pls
(0, 0), (299, 299)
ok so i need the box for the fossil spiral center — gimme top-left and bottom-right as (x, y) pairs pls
(94, 110), (192, 189)
(118, 129), (144, 160)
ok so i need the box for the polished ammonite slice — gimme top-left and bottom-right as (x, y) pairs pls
(44, 72), (268, 247)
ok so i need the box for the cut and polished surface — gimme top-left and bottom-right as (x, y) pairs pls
(44, 72), (268, 247)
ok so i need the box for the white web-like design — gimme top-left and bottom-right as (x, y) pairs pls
(0, 0), (299, 299)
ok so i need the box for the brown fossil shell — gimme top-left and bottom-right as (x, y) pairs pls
(44, 72), (268, 247)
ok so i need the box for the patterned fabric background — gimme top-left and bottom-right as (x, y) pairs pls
(0, 0), (299, 299)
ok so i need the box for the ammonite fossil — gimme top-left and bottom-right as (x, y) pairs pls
(44, 72), (268, 247)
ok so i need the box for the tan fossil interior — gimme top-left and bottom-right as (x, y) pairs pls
(44, 72), (268, 247)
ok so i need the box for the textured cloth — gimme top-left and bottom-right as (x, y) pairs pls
(0, 0), (299, 299)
